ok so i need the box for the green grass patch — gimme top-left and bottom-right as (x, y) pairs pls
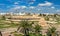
(0, 23), (19, 29)
(14, 34), (23, 36)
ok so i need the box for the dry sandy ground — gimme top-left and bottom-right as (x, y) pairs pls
(1, 28), (17, 36)
(39, 17), (49, 28)
(1, 17), (60, 36)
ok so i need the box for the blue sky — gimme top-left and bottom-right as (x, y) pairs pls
(0, 0), (60, 14)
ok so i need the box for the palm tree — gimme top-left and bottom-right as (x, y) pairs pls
(34, 24), (42, 36)
(39, 14), (42, 16)
(0, 31), (2, 36)
(17, 20), (33, 36)
(45, 16), (49, 21)
(47, 27), (57, 36)
(2, 15), (6, 20)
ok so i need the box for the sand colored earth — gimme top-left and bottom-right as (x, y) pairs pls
(39, 17), (48, 27)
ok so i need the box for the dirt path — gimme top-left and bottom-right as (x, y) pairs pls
(39, 17), (48, 27)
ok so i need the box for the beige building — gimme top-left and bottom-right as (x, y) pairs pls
(5, 14), (48, 27)
(5, 14), (40, 21)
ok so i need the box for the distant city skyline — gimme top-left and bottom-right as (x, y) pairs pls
(0, 0), (60, 14)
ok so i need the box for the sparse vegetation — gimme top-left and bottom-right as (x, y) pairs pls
(0, 14), (60, 36)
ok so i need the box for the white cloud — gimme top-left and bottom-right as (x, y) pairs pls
(32, 0), (36, 1)
(29, 2), (34, 4)
(14, 2), (19, 5)
(51, 6), (55, 9)
(38, 1), (53, 6)
(9, 5), (27, 13)
(29, 6), (35, 9)
(21, 6), (27, 9)
(14, 6), (20, 9)
(10, 6), (27, 10)
(56, 10), (60, 12)
(29, 0), (36, 4)
(37, 9), (41, 11)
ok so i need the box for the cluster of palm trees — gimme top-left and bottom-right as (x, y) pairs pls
(17, 20), (59, 36)
(47, 27), (58, 36)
